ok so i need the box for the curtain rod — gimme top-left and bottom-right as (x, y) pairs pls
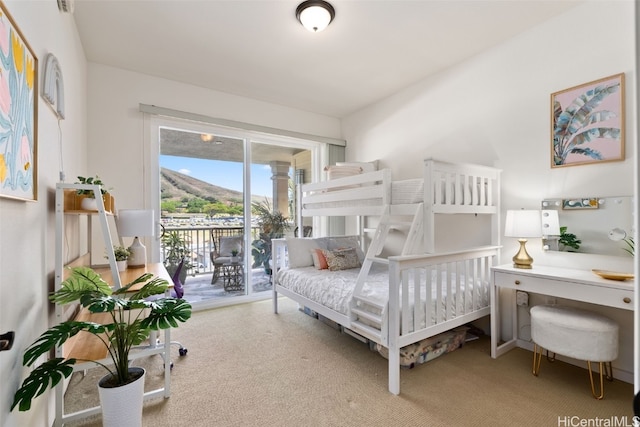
(139, 103), (346, 147)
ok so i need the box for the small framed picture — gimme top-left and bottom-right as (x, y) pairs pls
(551, 73), (624, 168)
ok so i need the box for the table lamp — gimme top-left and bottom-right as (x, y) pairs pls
(505, 209), (542, 269)
(117, 209), (155, 268)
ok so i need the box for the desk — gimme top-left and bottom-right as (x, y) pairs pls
(490, 264), (634, 359)
(57, 263), (174, 426)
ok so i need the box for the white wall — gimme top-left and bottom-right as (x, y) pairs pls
(342, 0), (636, 380)
(1, 2), (88, 426)
(86, 63), (342, 213)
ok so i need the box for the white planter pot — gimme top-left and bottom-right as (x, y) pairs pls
(230, 256), (239, 263)
(98, 367), (145, 427)
(80, 197), (98, 211)
(116, 260), (128, 272)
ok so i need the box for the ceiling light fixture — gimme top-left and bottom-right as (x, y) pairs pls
(296, 0), (335, 33)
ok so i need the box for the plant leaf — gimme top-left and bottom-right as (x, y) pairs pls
(51, 267), (112, 304)
(11, 358), (76, 411)
(141, 298), (192, 330)
(23, 321), (107, 366)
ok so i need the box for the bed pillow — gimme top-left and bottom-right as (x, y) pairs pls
(286, 237), (328, 268)
(310, 248), (328, 270)
(328, 236), (365, 263)
(322, 248), (361, 271)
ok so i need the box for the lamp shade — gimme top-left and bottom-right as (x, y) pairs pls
(505, 210), (542, 238)
(296, 0), (335, 32)
(541, 210), (560, 236)
(116, 209), (155, 238)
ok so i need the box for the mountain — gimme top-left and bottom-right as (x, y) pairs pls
(160, 168), (269, 205)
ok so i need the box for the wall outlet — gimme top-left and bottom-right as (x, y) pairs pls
(516, 291), (529, 307)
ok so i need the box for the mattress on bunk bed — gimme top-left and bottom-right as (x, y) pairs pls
(276, 263), (488, 328)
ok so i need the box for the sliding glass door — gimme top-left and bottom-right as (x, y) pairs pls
(148, 116), (320, 310)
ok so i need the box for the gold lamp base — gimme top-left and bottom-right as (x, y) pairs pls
(512, 238), (533, 269)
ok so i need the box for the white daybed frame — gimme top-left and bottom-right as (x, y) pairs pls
(272, 158), (501, 395)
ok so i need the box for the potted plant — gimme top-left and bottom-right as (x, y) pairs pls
(75, 175), (113, 212)
(161, 230), (193, 283)
(230, 249), (239, 263)
(111, 245), (131, 272)
(558, 226), (581, 252)
(251, 199), (290, 274)
(11, 266), (192, 426)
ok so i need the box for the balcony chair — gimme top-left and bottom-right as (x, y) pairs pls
(210, 235), (244, 284)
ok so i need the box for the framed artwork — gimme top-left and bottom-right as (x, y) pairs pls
(551, 73), (624, 168)
(0, 2), (38, 201)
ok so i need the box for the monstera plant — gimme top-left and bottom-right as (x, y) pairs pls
(552, 78), (622, 166)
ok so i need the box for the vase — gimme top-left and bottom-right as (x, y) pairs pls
(98, 367), (145, 427)
(80, 197), (98, 211)
(116, 260), (128, 272)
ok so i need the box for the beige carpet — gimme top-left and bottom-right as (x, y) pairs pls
(65, 298), (634, 427)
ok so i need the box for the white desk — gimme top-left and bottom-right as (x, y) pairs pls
(490, 264), (634, 359)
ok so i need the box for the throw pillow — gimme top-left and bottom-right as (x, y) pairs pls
(219, 236), (242, 256)
(322, 248), (361, 271)
(286, 237), (328, 268)
(310, 248), (328, 270)
(328, 236), (365, 262)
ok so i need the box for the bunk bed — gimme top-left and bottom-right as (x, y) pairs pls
(272, 158), (501, 395)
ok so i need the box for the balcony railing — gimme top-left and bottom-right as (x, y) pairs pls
(161, 225), (260, 276)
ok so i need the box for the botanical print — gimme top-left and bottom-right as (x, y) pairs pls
(0, 3), (37, 201)
(551, 74), (624, 168)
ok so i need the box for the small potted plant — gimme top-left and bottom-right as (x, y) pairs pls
(11, 266), (192, 426)
(75, 175), (113, 212)
(111, 245), (131, 272)
(230, 249), (239, 263)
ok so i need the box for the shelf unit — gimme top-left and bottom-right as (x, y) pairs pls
(53, 183), (172, 426)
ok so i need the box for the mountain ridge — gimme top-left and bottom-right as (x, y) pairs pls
(160, 168), (269, 205)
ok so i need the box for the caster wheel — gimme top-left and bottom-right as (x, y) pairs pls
(179, 348), (188, 356)
(170, 362), (174, 370)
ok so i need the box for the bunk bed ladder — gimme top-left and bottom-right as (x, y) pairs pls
(349, 203), (423, 341)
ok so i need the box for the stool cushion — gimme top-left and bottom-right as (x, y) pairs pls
(530, 305), (618, 362)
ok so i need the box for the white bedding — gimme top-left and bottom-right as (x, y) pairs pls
(276, 263), (488, 329)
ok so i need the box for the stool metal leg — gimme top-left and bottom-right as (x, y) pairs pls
(587, 361), (605, 400)
(532, 344), (543, 376)
(545, 349), (556, 363)
(604, 361), (613, 382)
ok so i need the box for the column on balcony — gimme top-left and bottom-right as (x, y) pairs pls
(270, 161), (290, 218)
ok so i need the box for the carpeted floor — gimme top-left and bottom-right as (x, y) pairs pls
(64, 298), (634, 427)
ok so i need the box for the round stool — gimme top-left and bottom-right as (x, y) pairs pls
(530, 304), (618, 400)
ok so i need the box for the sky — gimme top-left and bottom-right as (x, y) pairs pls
(160, 155), (278, 197)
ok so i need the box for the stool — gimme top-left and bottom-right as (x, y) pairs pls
(530, 305), (618, 400)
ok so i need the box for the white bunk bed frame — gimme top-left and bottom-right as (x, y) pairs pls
(272, 158), (501, 395)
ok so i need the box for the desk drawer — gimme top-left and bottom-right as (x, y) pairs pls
(493, 271), (634, 310)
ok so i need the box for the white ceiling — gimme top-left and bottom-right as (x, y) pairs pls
(72, 0), (582, 118)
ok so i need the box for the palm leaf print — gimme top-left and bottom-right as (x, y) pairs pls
(553, 79), (621, 166)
